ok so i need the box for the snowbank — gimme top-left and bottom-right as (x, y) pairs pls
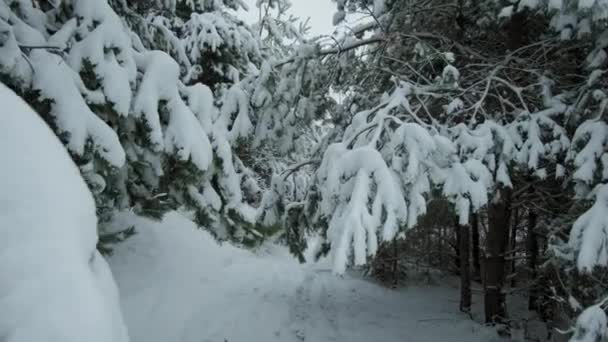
(0, 84), (128, 342)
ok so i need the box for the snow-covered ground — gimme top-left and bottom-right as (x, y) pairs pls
(109, 212), (500, 342)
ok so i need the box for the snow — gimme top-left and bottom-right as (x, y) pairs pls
(570, 304), (607, 342)
(373, 0), (386, 16)
(498, 6), (514, 19)
(317, 143), (408, 273)
(183, 12), (260, 64)
(31, 50), (126, 167)
(549, 0), (563, 11)
(220, 84), (254, 142)
(0, 84), (128, 342)
(67, 0), (137, 116)
(446, 98), (464, 114)
(183, 83), (216, 133)
(0, 22), (31, 83)
(442, 65), (460, 86)
(442, 160), (492, 225)
(586, 48), (607, 68)
(568, 184), (608, 271)
(519, 0), (540, 10)
(579, 0), (596, 10)
(109, 211), (499, 342)
(569, 120), (608, 185)
(133, 50), (213, 171)
(333, 9), (346, 25)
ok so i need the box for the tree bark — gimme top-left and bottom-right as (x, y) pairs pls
(459, 222), (471, 314)
(454, 216), (461, 271)
(471, 212), (481, 281)
(509, 207), (519, 287)
(527, 208), (539, 311)
(392, 238), (399, 287)
(484, 187), (512, 324)
(426, 223), (432, 267)
(506, 12), (529, 51)
(439, 224), (445, 268)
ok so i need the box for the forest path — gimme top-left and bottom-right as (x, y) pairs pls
(108, 212), (497, 342)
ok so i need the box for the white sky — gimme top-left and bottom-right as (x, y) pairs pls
(239, 0), (338, 37)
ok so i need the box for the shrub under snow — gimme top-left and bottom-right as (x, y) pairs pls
(0, 83), (129, 342)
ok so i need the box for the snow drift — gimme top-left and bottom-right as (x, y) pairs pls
(0, 83), (128, 342)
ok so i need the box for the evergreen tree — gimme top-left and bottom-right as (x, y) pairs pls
(0, 0), (261, 247)
(0, 0), (332, 249)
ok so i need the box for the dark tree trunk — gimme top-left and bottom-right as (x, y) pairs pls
(459, 221), (471, 314)
(509, 207), (519, 287)
(426, 224), (432, 267)
(527, 209), (539, 311)
(484, 187), (512, 324)
(454, 216), (461, 271)
(471, 212), (481, 281)
(439, 224), (445, 268)
(506, 12), (529, 51)
(392, 238), (399, 287)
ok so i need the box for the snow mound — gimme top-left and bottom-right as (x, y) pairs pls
(0, 84), (128, 342)
(109, 211), (499, 342)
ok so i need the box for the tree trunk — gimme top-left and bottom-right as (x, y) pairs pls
(506, 12), (529, 51)
(471, 212), (481, 281)
(484, 187), (512, 324)
(527, 208), (539, 311)
(439, 224), (445, 268)
(510, 207), (519, 287)
(459, 222), (471, 314)
(392, 238), (399, 287)
(454, 216), (461, 271)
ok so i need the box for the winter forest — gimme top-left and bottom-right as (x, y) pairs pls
(2, 0), (608, 341)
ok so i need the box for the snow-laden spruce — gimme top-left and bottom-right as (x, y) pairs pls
(0, 0), (315, 244)
(566, 119), (608, 271)
(569, 301), (608, 342)
(114, 0), (322, 241)
(0, 83), (128, 342)
(568, 184), (608, 271)
(308, 75), (577, 273)
(0, 0), (216, 229)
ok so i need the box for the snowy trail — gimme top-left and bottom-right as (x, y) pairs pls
(109, 212), (497, 342)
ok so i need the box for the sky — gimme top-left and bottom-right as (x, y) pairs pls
(239, 0), (338, 37)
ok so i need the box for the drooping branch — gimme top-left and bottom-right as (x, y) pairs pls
(274, 34), (386, 68)
(281, 159), (321, 180)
